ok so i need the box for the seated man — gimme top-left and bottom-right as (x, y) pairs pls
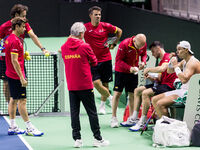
(121, 41), (177, 131)
(152, 41), (200, 118)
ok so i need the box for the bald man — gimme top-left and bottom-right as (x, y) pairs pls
(110, 34), (147, 128)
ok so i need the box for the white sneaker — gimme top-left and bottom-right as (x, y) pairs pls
(129, 121), (145, 132)
(74, 139), (83, 148)
(25, 126), (44, 136)
(99, 103), (106, 115)
(8, 126), (25, 135)
(108, 95), (113, 107)
(93, 139), (110, 147)
(120, 117), (138, 127)
(110, 117), (119, 128)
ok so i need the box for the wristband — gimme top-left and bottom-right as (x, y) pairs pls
(174, 67), (182, 76)
(148, 72), (159, 78)
(41, 47), (46, 51)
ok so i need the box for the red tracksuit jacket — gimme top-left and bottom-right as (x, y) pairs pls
(115, 36), (147, 73)
(61, 37), (97, 91)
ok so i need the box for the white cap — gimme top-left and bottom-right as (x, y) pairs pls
(178, 41), (194, 55)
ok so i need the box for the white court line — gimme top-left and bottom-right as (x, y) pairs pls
(3, 116), (33, 150)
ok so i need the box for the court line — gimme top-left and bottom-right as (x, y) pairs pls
(3, 116), (33, 150)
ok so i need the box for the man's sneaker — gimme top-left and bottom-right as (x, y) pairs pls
(99, 103), (106, 115)
(108, 95), (113, 107)
(93, 139), (110, 147)
(120, 117), (138, 127)
(74, 139), (83, 148)
(129, 121), (145, 132)
(25, 126), (44, 136)
(110, 117), (119, 128)
(8, 127), (25, 135)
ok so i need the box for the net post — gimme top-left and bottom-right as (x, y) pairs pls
(58, 52), (67, 112)
(53, 55), (59, 112)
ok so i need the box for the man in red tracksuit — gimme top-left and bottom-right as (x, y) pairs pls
(111, 34), (147, 128)
(0, 4), (49, 104)
(84, 6), (122, 115)
(61, 22), (109, 148)
(5, 17), (43, 136)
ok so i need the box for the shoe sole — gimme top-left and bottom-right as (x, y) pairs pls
(99, 112), (106, 115)
(8, 131), (25, 135)
(111, 125), (119, 128)
(93, 145), (101, 147)
(93, 144), (109, 147)
(74, 146), (82, 148)
(74, 144), (83, 148)
(129, 128), (141, 132)
(120, 123), (136, 127)
(25, 132), (44, 136)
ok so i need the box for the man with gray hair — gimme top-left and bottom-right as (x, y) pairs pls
(60, 22), (109, 148)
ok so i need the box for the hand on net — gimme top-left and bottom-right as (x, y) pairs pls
(43, 49), (50, 57)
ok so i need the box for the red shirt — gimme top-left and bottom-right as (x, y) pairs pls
(159, 53), (177, 89)
(84, 22), (117, 62)
(158, 53), (170, 66)
(61, 37), (97, 91)
(115, 36), (147, 73)
(5, 34), (25, 80)
(0, 20), (32, 60)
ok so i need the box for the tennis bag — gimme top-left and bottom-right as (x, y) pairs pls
(191, 120), (200, 146)
(153, 116), (190, 147)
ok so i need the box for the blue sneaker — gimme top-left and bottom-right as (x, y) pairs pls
(120, 117), (138, 127)
(129, 121), (145, 131)
(8, 127), (25, 135)
(25, 126), (44, 136)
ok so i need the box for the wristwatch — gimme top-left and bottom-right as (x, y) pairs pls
(41, 47), (46, 51)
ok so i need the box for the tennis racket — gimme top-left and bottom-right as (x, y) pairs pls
(103, 36), (117, 48)
(0, 39), (5, 51)
(0, 36), (9, 52)
(140, 110), (156, 135)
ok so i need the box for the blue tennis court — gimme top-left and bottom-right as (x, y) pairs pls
(0, 116), (31, 150)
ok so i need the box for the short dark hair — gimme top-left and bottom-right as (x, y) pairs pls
(149, 41), (164, 49)
(11, 17), (26, 30)
(10, 4), (28, 18)
(88, 6), (102, 15)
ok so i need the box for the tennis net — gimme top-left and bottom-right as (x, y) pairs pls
(0, 52), (60, 115)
